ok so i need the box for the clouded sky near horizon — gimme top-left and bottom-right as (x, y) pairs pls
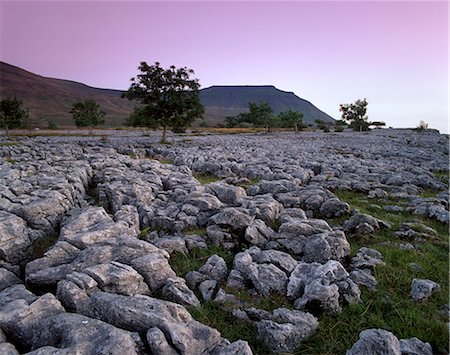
(1, 1), (448, 133)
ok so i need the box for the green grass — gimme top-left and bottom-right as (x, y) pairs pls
(235, 177), (261, 188)
(194, 172), (222, 185)
(0, 142), (19, 147)
(432, 170), (449, 185)
(184, 227), (207, 236)
(298, 190), (449, 354)
(4, 157), (17, 164)
(147, 155), (172, 164)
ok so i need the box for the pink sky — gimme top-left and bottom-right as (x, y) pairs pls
(1, 1), (448, 132)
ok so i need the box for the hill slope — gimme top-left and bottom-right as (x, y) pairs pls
(0, 62), (334, 128)
(0, 61), (136, 127)
(199, 85), (335, 125)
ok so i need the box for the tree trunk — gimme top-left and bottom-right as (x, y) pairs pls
(5, 124), (9, 139)
(162, 125), (167, 143)
(294, 123), (298, 132)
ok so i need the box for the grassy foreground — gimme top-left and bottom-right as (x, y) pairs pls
(169, 188), (448, 354)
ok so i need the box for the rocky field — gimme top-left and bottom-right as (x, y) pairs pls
(0, 129), (448, 354)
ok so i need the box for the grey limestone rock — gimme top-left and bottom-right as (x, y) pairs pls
(288, 260), (360, 314)
(278, 218), (332, 237)
(346, 329), (401, 355)
(206, 182), (247, 205)
(146, 327), (179, 355)
(211, 340), (253, 355)
(350, 247), (384, 270)
(0, 210), (43, 264)
(319, 197), (350, 218)
(229, 247), (290, 296)
(0, 268), (21, 292)
(399, 337), (432, 355)
(256, 307), (318, 353)
(302, 230), (350, 264)
(198, 254), (228, 283)
(84, 292), (223, 355)
(59, 206), (138, 249)
(198, 279), (218, 301)
(410, 278), (440, 301)
(240, 194), (284, 223)
(161, 277), (200, 307)
(209, 207), (254, 231)
(350, 269), (377, 291)
(244, 219), (275, 247)
(343, 213), (389, 236)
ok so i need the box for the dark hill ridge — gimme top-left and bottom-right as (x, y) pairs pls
(0, 61), (136, 127)
(199, 85), (335, 125)
(0, 61), (334, 127)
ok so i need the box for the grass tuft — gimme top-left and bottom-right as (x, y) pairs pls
(194, 172), (222, 185)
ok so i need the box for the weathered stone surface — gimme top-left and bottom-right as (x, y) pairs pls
(212, 340), (253, 355)
(244, 219), (275, 247)
(206, 182), (247, 205)
(343, 213), (389, 236)
(350, 247), (384, 270)
(410, 278), (440, 301)
(229, 247), (290, 296)
(84, 292), (223, 355)
(59, 206), (138, 249)
(255, 308), (318, 353)
(279, 218), (332, 237)
(302, 230), (350, 264)
(319, 198), (350, 218)
(0, 211), (43, 264)
(346, 329), (401, 355)
(146, 327), (179, 355)
(209, 207), (254, 231)
(288, 260), (360, 314)
(0, 268), (21, 292)
(399, 337), (433, 355)
(198, 254), (228, 283)
(350, 269), (377, 291)
(161, 277), (200, 307)
(199, 279), (217, 301)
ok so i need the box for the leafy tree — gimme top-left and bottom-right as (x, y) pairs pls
(278, 110), (304, 131)
(370, 121), (386, 129)
(126, 106), (159, 129)
(315, 119), (331, 132)
(248, 102), (273, 130)
(70, 99), (105, 131)
(339, 98), (369, 131)
(414, 120), (429, 132)
(0, 97), (28, 136)
(123, 61), (204, 142)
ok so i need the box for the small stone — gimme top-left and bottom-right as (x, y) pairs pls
(410, 278), (440, 301)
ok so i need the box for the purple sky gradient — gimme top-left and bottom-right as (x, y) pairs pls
(1, 1), (448, 132)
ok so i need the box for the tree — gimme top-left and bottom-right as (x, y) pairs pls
(0, 97), (28, 136)
(247, 102), (273, 131)
(123, 61), (204, 142)
(126, 106), (159, 129)
(339, 98), (369, 132)
(70, 99), (105, 131)
(370, 121), (386, 129)
(315, 119), (331, 132)
(414, 120), (429, 132)
(278, 110), (304, 131)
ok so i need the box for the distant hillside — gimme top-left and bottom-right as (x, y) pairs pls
(0, 62), (334, 128)
(0, 61), (136, 127)
(199, 85), (335, 125)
